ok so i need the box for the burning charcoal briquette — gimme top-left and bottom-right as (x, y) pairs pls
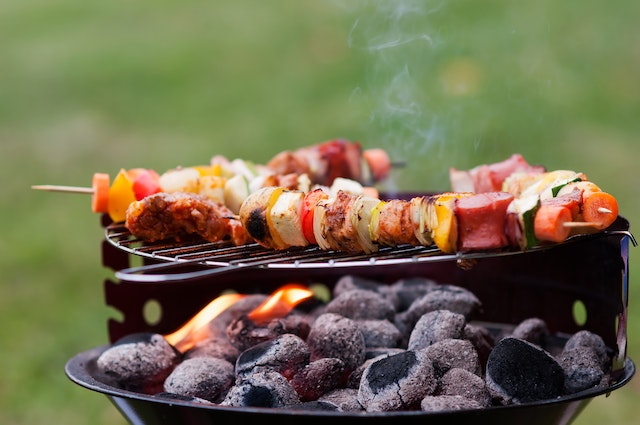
(510, 317), (549, 346)
(226, 312), (310, 353)
(437, 368), (492, 407)
(407, 309), (466, 351)
(208, 294), (268, 339)
(357, 319), (402, 348)
(486, 337), (565, 404)
(324, 289), (396, 321)
(163, 357), (235, 403)
(221, 367), (301, 408)
(423, 338), (482, 378)
(290, 357), (346, 401)
(235, 333), (310, 378)
(558, 347), (608, 394)
(420, 395), (483, 412)
(318, 388), (364, 412)
(365, 347), (405, 360)
(357, 349), (436, 412)
(96, 332), (181, 393)
(307, 313), (366, 372)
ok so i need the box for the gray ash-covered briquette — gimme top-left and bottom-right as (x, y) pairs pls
(318, 388), (364, 412)
(563, 330), (610, 369)
(324, 289), (396, 321)
(235, 333), (310, 379)
(423, 338), (482, 378)
(163, 357), (235, 403)
(307, 313), (366, 372)
(290, 357), (346, 401)
(226, 311), (311, 353)
(356, 319), (402, 348)
(332, 274), (400, 310)
(436, 367), (492, 407)
(183, 336), (239, 363)
(221, 367), (301, 408)
(96, 332), (181, 393)
(463, 323), (495, 368)
(558, 346), (608, 394)
(486, 337), (565, 404)
(388, 277), (441, 312)
(407, 309), (466, 351)
(510, 317), (549, 346)
(394, 285), (481, 338)
(357, 349), (436, 412)
(420, 395), (483, 412)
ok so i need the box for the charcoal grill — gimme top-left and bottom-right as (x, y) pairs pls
(66, 193), (636, 425)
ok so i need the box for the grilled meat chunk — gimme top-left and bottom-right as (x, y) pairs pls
(125, 192), (250, 245)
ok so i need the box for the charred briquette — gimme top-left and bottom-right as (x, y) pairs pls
(436, 368), (492, 407)
(235, 333), (310, 379)
(346, 356), (380, 389)
(332, 274), (401, 310)
(290, 357), (346, 401)
(307, 313), (366, 372)
(563, 330), (611, 370)
(324, 289), (396, 321)
(96, 332), (181, 393)
(163, 357), (235, 403)
(183, 336), (239, 363)
(423, 338), (482, 378)
(226, 312), (311, 353)
(420, 395), (483, 412)
(221, 368), (301, 408)
(356, 319), (402, 348)
(486, 337), (565, 405)
(558, 347), (608, 394)
(357, 349), (436, 412)
(407, 310), (466, 351)
(510, 317), (550, 346)
(318, 388), (364, 412)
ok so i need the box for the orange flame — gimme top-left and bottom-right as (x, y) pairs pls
(165, 284), (315, 353)
(247, 284), (315, 325)
(165, 293), (245, 352)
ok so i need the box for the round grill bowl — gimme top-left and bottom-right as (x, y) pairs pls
(65, 346), (634, 425)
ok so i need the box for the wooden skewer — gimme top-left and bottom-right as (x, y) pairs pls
(31, 185), (94, 194)
(563, 221), (600, 228)
(598, 207), (612, 214)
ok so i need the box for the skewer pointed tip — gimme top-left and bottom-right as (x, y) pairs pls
(597, 207), (612, 214)
(31, 184), (94, 194)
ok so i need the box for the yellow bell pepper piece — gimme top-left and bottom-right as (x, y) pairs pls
(108, 168), (137, 223)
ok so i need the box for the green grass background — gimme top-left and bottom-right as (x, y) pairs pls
(1, 1), (639, 424)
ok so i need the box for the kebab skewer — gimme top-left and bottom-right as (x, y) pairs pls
(239, 185), (617, 255)
(32, 139), (392, 223)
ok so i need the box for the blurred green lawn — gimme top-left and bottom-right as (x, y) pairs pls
(1, 1), (639, 424)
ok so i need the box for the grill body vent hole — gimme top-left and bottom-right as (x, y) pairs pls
(143, 299), (162, 326)
(572, 299), (587, 326)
